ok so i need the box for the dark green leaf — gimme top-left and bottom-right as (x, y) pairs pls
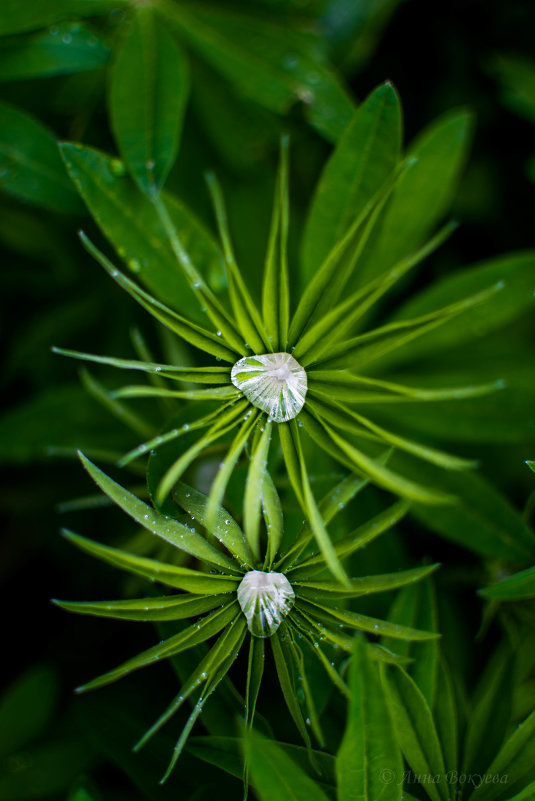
(0, 24), (109, 80)
(337, 636), (403, 801)
(0, 102), (83, 213)
(110, 7), (188, 196)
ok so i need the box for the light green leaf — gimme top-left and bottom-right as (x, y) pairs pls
(337, 636), (403, 801)
(174, 481), (254, 568)
(299, 599), (440, 641)
(244, 421), (272, 562)
(59, 143), (226, 320)
(302, 81), (401, 280)
(295, 564), (439, 599)
(62, 530), (240, 593)
(262, 470), (284, 567)
(381, 664), (448, 801)
(53, 346), (231, 383)
(289, 500), (409, 578)
(354, 108), (473, 288)
(53, 594), (222, 622)
(0, 102), (83, 213)
(0, 23), (109, 80)
(110, 7), (188, 196)
(244, 729), (331, 801)
(78, 451), (240, 572)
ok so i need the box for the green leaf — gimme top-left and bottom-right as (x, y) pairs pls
(271, 627), (312, 748)
(244, 730), (331, 801)
(295, 564), (439, 600)
(288, 500), (409, 578)
(135, 617), (247, 754)
(433, 656), (458, 775)
(245, 637), (264, 728)
(53, 593), (222, 622)
(302, 81), (401, 280)
(0, 24), (110, 80)
(62, 530), (240, 593)
(78, 232), (238, 363)
(156, 401), (249, 503)
(174, 481), (255, 570)
(110, 7), (188, 196)
(500, 781), (535, 801)
(262, 470), (284, 567)
(470, 707), (535, 801)
(157, 2), (354, 142)
(384, 581), (439, 706)
(0, 665), (59, 758)
(299, 599), (440, 642)
(310, 412), (452, 505)
(462, 645), (515, 782)
(480, 565), (535, 601)
(244, 421), (273, 562)
(79, 367), (154, 438)
(77, 601), (239, 692)
(53, 346), (231, 383)
(78, 451), (240, 572)
(0, 102), (83, 213)
(383, 251), (535, 369)
(391, 455), (535, 563)
(381, 664), (448, 801)
(337, 636), (402, 801)
(354, 108), (473, 288)
(59, 143), (225, 320)
(0, 0), (123, 36)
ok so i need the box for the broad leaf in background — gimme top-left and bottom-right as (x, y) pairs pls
(244, 729), (331, 801)
(0, 102), (84, 213)
(0, 23), (109, 81)
(337, 636), (402, 801)
(110, 7), (189, 197)
(302, 81), (402, 280)
(60, 143), (226, 319)
(353, 108), (473, 288)
(0, 0), (123, 36)
(157, 1), (355, 142)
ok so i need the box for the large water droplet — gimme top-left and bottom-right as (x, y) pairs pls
(237, 570), (295, 637)
(231, 352), (307, 423)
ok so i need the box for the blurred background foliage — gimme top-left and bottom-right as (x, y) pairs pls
(1, 0), (535, 798)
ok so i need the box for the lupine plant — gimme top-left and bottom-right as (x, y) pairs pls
(2, 1), (535, 800)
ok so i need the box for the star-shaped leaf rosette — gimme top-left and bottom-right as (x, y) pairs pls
(55, 451), (439, 783)
(56, 126), (502, 583)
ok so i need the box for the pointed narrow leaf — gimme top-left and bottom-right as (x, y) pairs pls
(54, 594), (222, 622)
(337, 635), (403, 801)
(62, 530), (240, 592)
(244, 421), (272, 562)
(78, 451), (239, 572)
(380, 664), (448, 801)
(295, 564), (439, 599)
(77, 601), (239, 692)
(480, 565), (535, 601)
(174, 481), (254, 568)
